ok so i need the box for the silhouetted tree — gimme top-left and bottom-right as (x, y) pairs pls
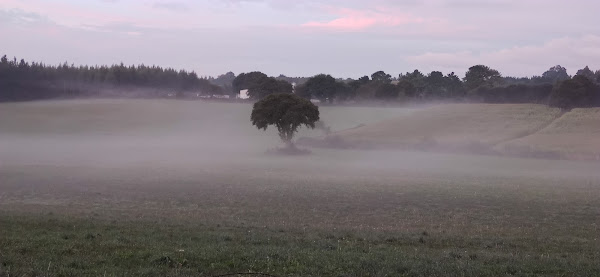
(464, 65), (502, 91)
(576, 66), (595, 81)
(371, 71), (392, 83)
(296, 74), (338, 103)
(334, 81), (354, 101)
(445, 72), (465, 98)
(251, 93), (320, 149)
(349, 76), (370, 91)
(399, 70), (426, 97)
(374, 83), (400, 100)
(542, 65), (570, 83)
(233, 71), (292, 100)
(549, 75), (600, 110)
(0, 55), (219, 101)
(424, 71), (446, 98)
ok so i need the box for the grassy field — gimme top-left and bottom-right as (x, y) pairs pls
(1, 99), (599, 276)
(330, 104), (563, 151)
(496, 108), (600, 160)
(327, 103), (599, 160)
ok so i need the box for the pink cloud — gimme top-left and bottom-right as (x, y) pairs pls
(301, 8), (425, 31)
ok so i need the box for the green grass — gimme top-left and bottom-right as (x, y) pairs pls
(1, 160), (599, 276)
(2, 213), (599, 277)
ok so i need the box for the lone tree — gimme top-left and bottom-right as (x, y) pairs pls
(251, 93), (320, 149)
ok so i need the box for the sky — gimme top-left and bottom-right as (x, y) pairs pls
(1, 0), (599, 78)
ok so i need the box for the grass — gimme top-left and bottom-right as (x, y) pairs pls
(497, 108), (600, 160)
(325, 103), (600, 160)
(0, 99), (408, 137)
(1, 160), (599, 276)
(332, 103), (563, 149)
(1, 99), (599, 276)
(2, 212), (599, 277)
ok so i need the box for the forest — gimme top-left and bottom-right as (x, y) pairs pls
(2, 54), (599, 109)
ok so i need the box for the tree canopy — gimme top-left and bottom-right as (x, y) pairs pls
(542, 65), (570, 83)
(0, 55), (220, 101)
(464, 65), (502, 91)
(2, 54), (600, 110)
(549, 75), (600, 110)
(251, 93), (320, 148)
(232, 71), (292, 100)
(371, 71), (392, 83)
(296, 74), (338, 103)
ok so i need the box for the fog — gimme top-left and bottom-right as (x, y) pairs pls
(1, 99), (599, 184)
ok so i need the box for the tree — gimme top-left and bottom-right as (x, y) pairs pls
(576, 66), (595, 81)
(210, 71), (236, 96)
(542, 65), (569, 83)
(0, 55), (220, 101)
(334, 81), (354, 101)
(548, 75), (600, 110)
(251, 93), (320, 149)
(232, 71), (268, 93)
(349, 76), (370, 91)
(374, 83), (400, 100)
(463, 65), (502, 91)
(249, 77), (292, 99)
(233, 72), (292, 99)
(371, 71), (392, 83)
(424, 71), (446, 98)
(399, 70), (426, 97)
(397, 80), (416, 98)
(445, 72), (465, 98)
(296, 74), (338, 103)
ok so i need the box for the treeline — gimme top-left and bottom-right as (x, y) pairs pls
(0, 55), (221, 102)
(2, 54), (600, 110)
(231, 65), (600, 110)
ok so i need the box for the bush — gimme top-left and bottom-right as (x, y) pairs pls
(549, 75), (600, 110)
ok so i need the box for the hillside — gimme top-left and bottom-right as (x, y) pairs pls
(306, 104), (598, 161)
(496, 108), (600, 160)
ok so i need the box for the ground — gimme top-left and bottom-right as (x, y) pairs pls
(0, 99), (599, 276)
(327, 103), (600, 160)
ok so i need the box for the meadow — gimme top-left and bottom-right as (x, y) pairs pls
(497, 107), (600, 160)
(328, 103), (599, 160)
(1, 99), (599, 277)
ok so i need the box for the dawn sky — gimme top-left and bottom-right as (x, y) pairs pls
(1, 0), (599, 78)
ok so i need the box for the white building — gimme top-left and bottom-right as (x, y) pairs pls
(238, 89), (250, 99)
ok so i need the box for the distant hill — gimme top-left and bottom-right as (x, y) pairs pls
(496, 108), (600, 160)
(301, 104), (599, 161)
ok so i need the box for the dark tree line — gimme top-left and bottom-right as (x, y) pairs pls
(0, 55), (221, 102)
(3, 54), (600, 110)
(232, 64), (600, 110)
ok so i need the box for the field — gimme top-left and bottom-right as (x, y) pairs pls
(325, 103), (600, 160)
(496, 108), (600, 160)
(1, 99), (600, 277)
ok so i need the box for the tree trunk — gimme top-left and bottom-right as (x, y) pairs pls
(284, 139), (296, 149)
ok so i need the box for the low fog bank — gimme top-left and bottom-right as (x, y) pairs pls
(300, 103), (600, 162)
(1, 99), (599, 182)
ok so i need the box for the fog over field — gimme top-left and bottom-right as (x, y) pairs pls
(2, 0), (600, 274)
(1, 99), (600, 276)
(2, 99), (598, 181)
